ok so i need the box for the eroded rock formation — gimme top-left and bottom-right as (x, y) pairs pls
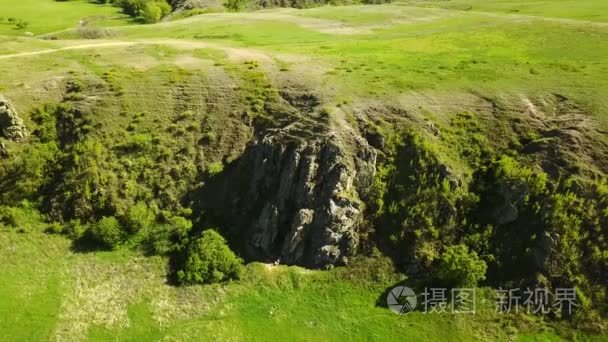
(208, 129), (377, 268)
(0, 95), (28, 142)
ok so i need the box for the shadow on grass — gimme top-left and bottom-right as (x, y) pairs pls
(70, 234), (111, 253)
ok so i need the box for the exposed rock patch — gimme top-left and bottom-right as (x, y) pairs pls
(0, 95), (28, 142)
(205, 128), (377, 268)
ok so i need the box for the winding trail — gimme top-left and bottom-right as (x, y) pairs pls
(0, 41), (136, 60)
(0, 39), (273, 61)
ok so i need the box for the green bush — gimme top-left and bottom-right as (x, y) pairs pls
(178, 229), (243, 284)
(65, 219), (87, 239)
(0, 201), (47, 233)
(118, 0), (171, 21)
(436, 244), (487, 287)
(118, 0), (148, 16)
(142, 2), (163, 23)
(224, 0), (247, 12)
(90, 216), (124, 248)
(125, 201), (156, 233)
(143, 214), (192, 254)
(207, 161), (224, 176)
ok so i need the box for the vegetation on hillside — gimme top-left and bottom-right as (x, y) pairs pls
(0, 0), (607, 339)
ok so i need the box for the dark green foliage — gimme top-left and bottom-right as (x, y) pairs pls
(0, 106), (63, 204)
(467, 156), (550, 282)
(178, 229), (243, 284)
(370, 132), (477, 267)
(368, 127), (607, 318)
(443, 111), (492, 168)
(90, 216), (124, 248)
(142, 1), (171, 22)
(48, 138), (117, 222)
(141, 214), (192, 255)
(117, 0), (171, 21)
(64, 219), (87, 240)
(125, 201), (156, 233)
(0, 200), (47, 233)
(117, 0), (148, 16)
(224, 0), (247, 11)
(436, 244), (487, 287)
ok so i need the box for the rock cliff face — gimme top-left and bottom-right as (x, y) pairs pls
(0, 95), (28, 142)
(214, 130), (377, 268)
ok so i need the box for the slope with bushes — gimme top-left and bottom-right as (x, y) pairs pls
(0, 0), (607, 339)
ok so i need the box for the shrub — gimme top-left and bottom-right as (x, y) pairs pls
(224, 0), (247, 12)
(207, 161), (224, 176)
(0, 201), (47, 232)
(436, 244), (487, 287)
(118, 0), (171, 20)
(15, 20), (29, 30)
(118, 0), (148, 16)
(143, 214), (192, 254)
(142, 2), (163, 23)
(65, 219), (87, 239)
(157, 1), (172, 16)
(178, 229), (243, 284)
(90, 216), (124, 248)
(125, 201), (156, 233)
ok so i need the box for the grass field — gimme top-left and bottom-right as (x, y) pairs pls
(1, 0), (608, 340)
(0, 0), (129, 36)
(399, 0), (608, 22)
(3, 228), (601, 341)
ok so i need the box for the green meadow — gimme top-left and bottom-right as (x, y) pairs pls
(0, 0), (607, 340)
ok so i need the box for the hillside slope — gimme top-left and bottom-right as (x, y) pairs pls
(0, 1), (607, 339)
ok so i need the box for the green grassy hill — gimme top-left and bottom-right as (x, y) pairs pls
(0, 0), (130, 36)
(1, 0), (607, 340)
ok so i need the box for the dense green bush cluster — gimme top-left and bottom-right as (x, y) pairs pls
(178, 229), (244, 284)
(108, 0), (172, 22)
(90, 216), (124, 248)
(436, 244), (487, 287)
(370, 133), (477, 268)
(370, 126), (608, 319)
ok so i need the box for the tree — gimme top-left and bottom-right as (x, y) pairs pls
(142, 2), (163, 23)
(125, 201), (155, 233)
(436, 244), (487, 287)
(223, 0), (247, 12)
(90, 216), (124, 248)
(178, 229), (243, 284)
(118, 0), (148, 17)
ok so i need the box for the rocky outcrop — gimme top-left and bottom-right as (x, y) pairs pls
(0, 95), (27, 142)
(170, 0), (208, 11)
(216, 131), (377, 268)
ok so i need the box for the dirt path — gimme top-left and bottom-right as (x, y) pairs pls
(0, 41), (137, 60)
(0, 39), (272, 62)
